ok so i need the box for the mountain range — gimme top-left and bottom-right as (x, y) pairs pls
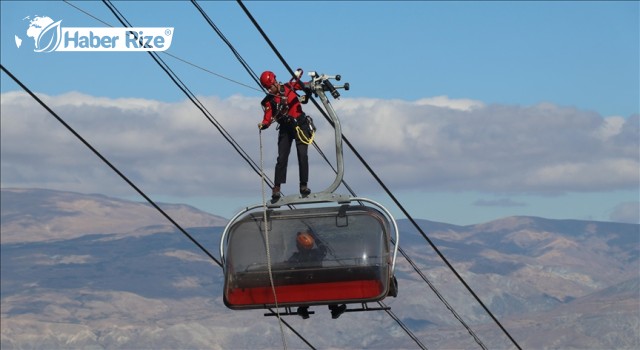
(1, 188), (638, 349)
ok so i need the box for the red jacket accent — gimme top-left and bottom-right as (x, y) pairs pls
(260, 80), (306, 127)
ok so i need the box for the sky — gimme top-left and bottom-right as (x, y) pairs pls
(1, 0), (639, 226)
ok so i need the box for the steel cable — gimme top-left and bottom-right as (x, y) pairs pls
(235, 1), (520, 349)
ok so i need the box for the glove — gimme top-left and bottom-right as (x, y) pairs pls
(294, 68), (303, 79)
(258, 123), (269, 130)
(300, 86), (312, 104)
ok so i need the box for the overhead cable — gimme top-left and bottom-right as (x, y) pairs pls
(235, 1), (521, 349)
(99, 0), (272, 188)
(190, 0), (360, 198)
(1, 64), (222, 268)
(61, 0), (262, 93)
(191, 2), (428, 348)
(100, 1), (313, 348)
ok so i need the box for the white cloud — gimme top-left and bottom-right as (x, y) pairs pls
(595, 116), (626, 141)
(1, 91), (638, 200)
(415, 95), (485, 111)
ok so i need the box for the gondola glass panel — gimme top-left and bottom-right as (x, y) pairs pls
(223, 205), (392, 309)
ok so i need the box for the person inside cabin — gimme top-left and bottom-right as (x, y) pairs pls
(257, 69), (315, 201)
(287, 229), (347, 319)
(288, 230), (327, 266)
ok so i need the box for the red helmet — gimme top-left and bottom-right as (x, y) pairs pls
(260, 71), (276, 88)
(296, 231), (315, 250)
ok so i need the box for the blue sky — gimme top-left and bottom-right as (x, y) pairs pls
(1, 1), (639, 225)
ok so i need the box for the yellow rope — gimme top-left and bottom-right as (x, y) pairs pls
(295, 125), (315, 145)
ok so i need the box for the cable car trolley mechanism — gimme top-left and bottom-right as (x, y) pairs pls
(220, 71), (399, 319)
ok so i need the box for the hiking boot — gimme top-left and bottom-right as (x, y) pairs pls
(296, 306), (310, 319)
(329, 304), (346, 319)
(299, 186), (311, 196)
(271, 185), (281, 201)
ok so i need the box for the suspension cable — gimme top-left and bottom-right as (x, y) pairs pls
(189, 2), (427, 346)
(187, 4), (427, 348)
(1, 64), (222, 268)
(100, 0), (271, 189)
(58, 2), (506, 349)
(394, 242), (487, 350)
(3, 62), (302, 349)
(65, 0), (291, 203)
(64, 0), (355, 204)
(61, 2), (488, 348)
(97, 2), (316, 348)
(189, 0), (355, 198)
(190, 0), (263, 90)
(15, 3), (347, 349)
(62, 0), (262, 94)
(235, 1), (521, 349)
(215, 1), (427, 348)
(377, 300), (428, 350)
(66, 0), (306, 206)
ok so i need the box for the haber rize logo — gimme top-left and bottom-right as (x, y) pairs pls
(15, 15), (174, 53)
(15, 15), (62, 52)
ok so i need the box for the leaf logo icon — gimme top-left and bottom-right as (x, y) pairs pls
(35, 20), (62, 53)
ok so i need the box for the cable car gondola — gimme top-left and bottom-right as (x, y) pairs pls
(220, 72), (399, 318)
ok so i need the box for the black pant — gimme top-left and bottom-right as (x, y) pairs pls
(274, 125), (308, 186)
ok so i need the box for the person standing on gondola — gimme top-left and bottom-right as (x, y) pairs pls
(258, 69), (314, 201)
